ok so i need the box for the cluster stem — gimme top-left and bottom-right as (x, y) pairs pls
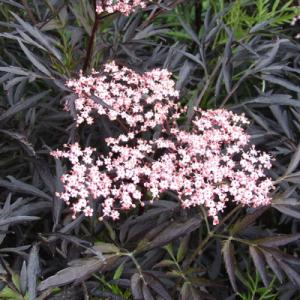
(83, 0), (100, 73)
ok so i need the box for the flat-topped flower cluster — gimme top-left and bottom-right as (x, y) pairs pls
(52, 62), (274, 225)
(96, 0), (151, 15)
(66, 61), (179, 129)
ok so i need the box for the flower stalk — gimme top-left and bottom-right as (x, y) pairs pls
(82, 0), (100, 73)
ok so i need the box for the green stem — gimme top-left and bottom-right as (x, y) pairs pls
(214, 234), (253, 246)
(200, 206), (211, 234)
(186, 205), (242, 267)
(121, 252), (146, 284)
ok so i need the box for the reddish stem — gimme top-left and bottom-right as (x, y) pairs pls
(83, 1), (100, 73)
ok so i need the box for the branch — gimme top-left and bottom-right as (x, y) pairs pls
(194, 0), (202, 33)
(21, 0), (37, 24)
(185, 205), (242, 267)
(82, 0), (100, 73)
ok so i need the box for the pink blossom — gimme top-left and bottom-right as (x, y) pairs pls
(52, 109), (274, 224)
(96, 1), (151, 16)
(66, 61), (179, 132)
(53, 63), (274, 224)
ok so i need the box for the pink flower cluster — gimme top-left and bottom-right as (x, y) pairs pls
(66, 61), (179, 132)
(53, 64), (274, 226)
(96, 0), (150, 16)
(144, 110), (273, 225)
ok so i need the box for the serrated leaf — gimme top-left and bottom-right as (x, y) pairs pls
(113, 263), (124, 280)
(269, 105), (292, 138)
(284, 143), (300, 176)
(177, 234), (189, 263)
(133, 25), (169, 40)
(262, 251), (284, 283)
(18, 40), (51, 77)
(262, 75), (300, 93)
(278, 261), (300, 286)
(222, 240), (237, 292)
(20, 261), (27, 295)
(16, 28), (48, 51)
(263, 247), (300, 266)
(143, 273), (172, 300)
(163, 243), (173, 257)
(180, 282), (192, 300)
(103, 221), (116, 242)
(0, 91), (50, 123)
(230, 207), (267, 235)
(255, 42), (280, 70)
(131, 273), (143, 300)
(0, 130), (36, 157)
(178, 16), (200, 46)
(254, 233), (300, 247)
(0, 176), (52, 201)
(273, 204), (300, 219)
(178, 51), (206, 70)
(53, 156), (64, 228)
(141, 217), (201, 251)
(282, 171), (300, 184)
(142, 282), (155, 300)
(0, 66), (32, 76)
(90, 242), (119, 254)
(11, 12), (62, 60)
(28, 244), (39, 300)
(249, 246), (269, 287)
(222, 28), (233, 93)
(153, 260), (176, 268)
(0, 216), (40, 226)
(38, 257), (108, 291)
(240, 94), (300, 108)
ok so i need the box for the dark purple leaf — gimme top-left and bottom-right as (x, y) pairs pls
(38, 258), (104, 291)
(230, 207), (267, 235)
(131, 273), (143, 300)
(261, 75), (300, 93)
(142, 282), (155, 300)
(143, 273), (172, 300)
(140, 217), (201, 251)
(0, 216), (40, 226)
(249, 246), (269, 287)
(0, 91), (50, 123)
(0, 176), (52, 201)
(273, 204), (300, 219)
(222, 240), (237, 292)
(20, 260), (27, 295)
(278, 261), (300, 286)
(0, 130), (36, 157)
(262, 250), (284, 283)
(28, 244), (39, 300)
(255, 234), (300, 247)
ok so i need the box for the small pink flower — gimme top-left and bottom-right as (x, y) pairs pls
(96, 0), (150, 16)
(66, 62), (179, 132)
(53, 63), (274, 224)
